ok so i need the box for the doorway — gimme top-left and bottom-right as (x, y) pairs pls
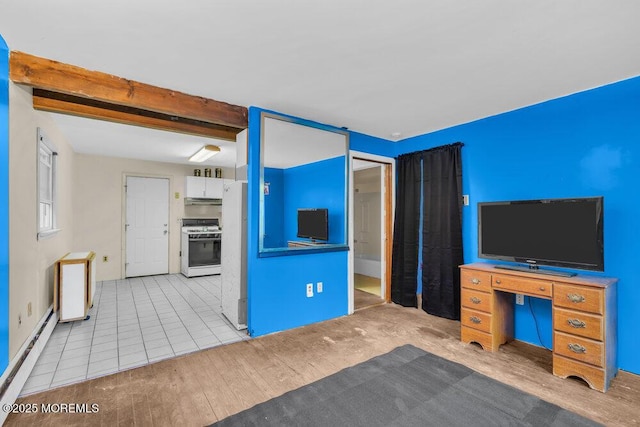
(350, 153), (395, 312)
(124, 176), (170, 277)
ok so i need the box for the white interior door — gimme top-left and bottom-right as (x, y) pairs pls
(355, 191), (381, 259)
(125, 176), (169, 277)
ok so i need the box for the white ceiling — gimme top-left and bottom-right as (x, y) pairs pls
(1, 1), (640, 168)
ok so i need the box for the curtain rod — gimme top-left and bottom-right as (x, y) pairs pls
(424, 141), (464, 151)
(397, 142), (464, 159)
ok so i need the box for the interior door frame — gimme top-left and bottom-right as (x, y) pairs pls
(122, 173), (172, 278)
(348, 151), (396, 314)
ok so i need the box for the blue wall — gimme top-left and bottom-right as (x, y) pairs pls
(396, 76), (640, 374)
(247, 107), (350, 337)
(0, 34), (9, 372)
(283, 156), (346, 244)
(263, 168), (285, 248)
(350, 130), (397, 158)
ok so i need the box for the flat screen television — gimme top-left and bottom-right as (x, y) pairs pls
(297, 208), (329, 241)
(478, 197), (604, 273)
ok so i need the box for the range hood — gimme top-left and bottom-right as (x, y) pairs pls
(184, 197), (222, 206)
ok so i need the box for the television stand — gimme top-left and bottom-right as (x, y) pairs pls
(494, 264), (576, 277)
(459, 263), (618, 392)
(287, 240), (328, 248)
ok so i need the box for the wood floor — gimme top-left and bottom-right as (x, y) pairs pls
(354, 289), (385, 310)
(6, 303), (640, 426)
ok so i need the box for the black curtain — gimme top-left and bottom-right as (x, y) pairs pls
(421, 143), (464, 320)
(390, 152), (422, 307)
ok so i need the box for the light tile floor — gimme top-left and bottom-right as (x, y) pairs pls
(20, 274), (248, 396)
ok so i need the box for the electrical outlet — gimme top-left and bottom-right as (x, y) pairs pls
(175, 192), (180, 199)
(103, 255), (109, 262)
(306, 283), (314, 298)
(515, 294), (525, 305)
(317, 282), (323, 293)
(462, 194), (470, 206)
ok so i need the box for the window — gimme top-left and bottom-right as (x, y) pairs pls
(37, 128), (58, 238)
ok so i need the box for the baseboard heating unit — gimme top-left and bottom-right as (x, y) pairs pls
(0, 307), (57, 424)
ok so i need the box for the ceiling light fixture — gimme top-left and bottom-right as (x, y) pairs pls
(188, 144), (220, 162)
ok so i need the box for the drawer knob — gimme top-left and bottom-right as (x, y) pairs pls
(495, 279), (501, 284)
(567, 318), (586, 329)
(471, 278), (481, 285)
(539, 286), (546, 291)
(568, 343), (587, 354)
(567, 293), (586, 303)
(470, 297), (481, 304)
(470, 316), (482, 324)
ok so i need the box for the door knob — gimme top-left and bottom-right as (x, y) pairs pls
(164, 230), (168, 235)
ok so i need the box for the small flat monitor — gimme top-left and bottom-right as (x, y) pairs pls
(297, 208), (329, 241)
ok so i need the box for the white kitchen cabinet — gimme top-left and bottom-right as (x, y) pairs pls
(185, 176), (223, 199)
(54, 251), (96, 322)
(185, 176), (205, 198)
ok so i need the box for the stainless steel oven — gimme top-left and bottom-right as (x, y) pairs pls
(181, 218), (222, 277)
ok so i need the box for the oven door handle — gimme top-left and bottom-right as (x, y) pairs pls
(189, 237), (221, 242)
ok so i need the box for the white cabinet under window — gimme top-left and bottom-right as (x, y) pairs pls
(184, 176), (224, 199)
(54, 251), (96, 322)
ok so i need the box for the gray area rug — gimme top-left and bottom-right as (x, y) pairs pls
(211, 344), (601, 426)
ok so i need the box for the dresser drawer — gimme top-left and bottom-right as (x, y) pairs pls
(461, 287), (491, 312)
(460, 269), (492, 292)
(461, 307), (491, 333)
(554, 332), (604, 367)
(554, 307), (603, 341)
(492, 274), (553, 299)
(554, 283), (604, 315)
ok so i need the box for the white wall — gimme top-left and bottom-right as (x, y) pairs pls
(72, 154), (225, 280)
(9, 84), (75, 358)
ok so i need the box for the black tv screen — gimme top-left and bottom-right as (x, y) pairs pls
(478, 197), (604, 271)
(297, 208), (329, 241)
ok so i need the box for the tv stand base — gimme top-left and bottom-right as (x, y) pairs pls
(494, 264), (576, 277)
(287, 240), (327, 248)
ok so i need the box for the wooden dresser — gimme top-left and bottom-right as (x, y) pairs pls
(460, 263), (618, 392)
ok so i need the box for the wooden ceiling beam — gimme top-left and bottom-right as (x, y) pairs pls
(33, 90), (240, 141)
(10, 51), (247, 130)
